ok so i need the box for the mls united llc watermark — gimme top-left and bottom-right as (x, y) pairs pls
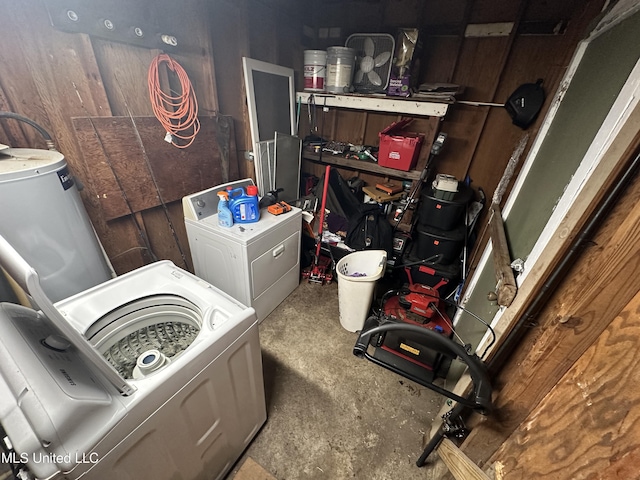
(2, 451), (99, 465)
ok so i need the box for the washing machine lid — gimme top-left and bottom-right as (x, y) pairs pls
(0, 235), (135, 396)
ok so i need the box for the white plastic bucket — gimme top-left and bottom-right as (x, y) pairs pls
(336, 250), (387, 332)
(325, 46), (356, 94)
(304, 50), (326, 92)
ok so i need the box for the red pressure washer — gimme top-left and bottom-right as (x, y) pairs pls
(302, 165), (333, 284)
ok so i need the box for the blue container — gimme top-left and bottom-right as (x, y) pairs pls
(227, 186), (260, 223)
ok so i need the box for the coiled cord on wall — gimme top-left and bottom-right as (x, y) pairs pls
(147, 54), (200, 148)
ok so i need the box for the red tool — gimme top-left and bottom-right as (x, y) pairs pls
(381, 266), (453, 334)
(302, 165), (333, 284)
(396, 266), (443, 319)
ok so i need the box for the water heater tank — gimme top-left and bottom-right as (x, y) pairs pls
(0, 147), (113, 302)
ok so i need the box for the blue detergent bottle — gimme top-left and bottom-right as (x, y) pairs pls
(217, 191), (234, 228)
(226, 185), (260, 223)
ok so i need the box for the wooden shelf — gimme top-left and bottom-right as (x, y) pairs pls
(297, 92), (449, 117)
(303, 151), (422, 181)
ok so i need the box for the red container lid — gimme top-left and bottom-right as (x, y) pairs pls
(246, 185), (259, 196)
(379, 118), (415, 136)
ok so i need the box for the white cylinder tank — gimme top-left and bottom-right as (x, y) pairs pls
(0, 147), (113, 302)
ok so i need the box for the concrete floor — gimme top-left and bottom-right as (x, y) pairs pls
(228, 280), (449, 480)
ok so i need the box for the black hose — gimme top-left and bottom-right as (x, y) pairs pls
(388, 254), (443, 269)
(0, 111), (56, 150)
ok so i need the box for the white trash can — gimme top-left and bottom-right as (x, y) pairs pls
(336, 250), (387, 332)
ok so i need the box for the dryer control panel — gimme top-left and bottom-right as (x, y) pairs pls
(183, 178), (254, 221)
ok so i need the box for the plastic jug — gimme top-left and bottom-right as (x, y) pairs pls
(226, 185), (260, 223)
(216, 191), (234, 228)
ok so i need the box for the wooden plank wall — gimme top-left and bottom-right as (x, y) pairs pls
(208, 0), (307, 180)
(493, 295), (640, 479)
(0, 0), (604, 275)
(189, 0), (609, 285)
(305, 0), (606, 270)
(71, 116), (232, 220)
(0, 0), (238, 274)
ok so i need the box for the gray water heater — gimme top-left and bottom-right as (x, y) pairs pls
(0, 147), (113, 302)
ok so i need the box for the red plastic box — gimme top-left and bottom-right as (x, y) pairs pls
(378, 119), (425, 171)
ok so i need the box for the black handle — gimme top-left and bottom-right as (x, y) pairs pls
(354, 319), (492, 414)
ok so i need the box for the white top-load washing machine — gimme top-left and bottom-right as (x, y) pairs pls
(0, 235), (266, 480)
(183, 180), (302, 322)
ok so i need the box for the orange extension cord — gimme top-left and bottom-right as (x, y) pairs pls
(148, 53), (200, 148)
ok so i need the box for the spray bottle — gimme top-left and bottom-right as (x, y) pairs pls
(217, 191), (234, 228)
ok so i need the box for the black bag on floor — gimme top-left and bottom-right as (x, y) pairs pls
(346, 203), (393, 256)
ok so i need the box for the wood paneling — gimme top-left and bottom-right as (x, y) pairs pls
(0, 45), (49, 150)
(209, 0), (306, 180)
(0, 1), (148, 273)
(208, 0), (251, 178)
(168, 0), (220, 115)
(421, 36), (464, 85)
(143, 203), (192, 271)
(422, 0), (468, 25)
(492, 290), (640, 479)
(249, 1), (279, 65)
(72, 116), (232, 220)
(441, 0), (525, 180)
(297, 0), (605, 229)
(91, 40), (157, 116)
(0, 0), (231, 274)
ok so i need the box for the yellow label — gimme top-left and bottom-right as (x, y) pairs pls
(399, 343), (420, 356)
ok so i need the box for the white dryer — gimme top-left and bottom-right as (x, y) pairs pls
(0, 235), (266, 480)
(183, 180), (302, 322)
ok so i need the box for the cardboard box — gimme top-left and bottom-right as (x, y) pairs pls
(362, 185), (403, 204)
(378, 119), (424, 171)
(387, 74), (412, 97)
